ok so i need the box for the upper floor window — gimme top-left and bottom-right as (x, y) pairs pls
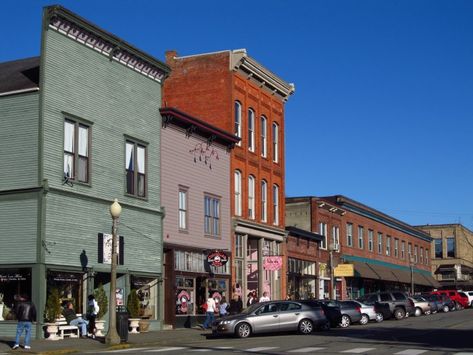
(64, 119), (90, 183)
(420, 247), (424, 264)
(204, 195), (220, 237)
(332, 226), (340, 251)
(377, 233), (383, 254)
(446, 237), (455, 258)
(319, 222), (328, 250)
(394, 238), (399, 258)
(408, 243), (412, 261)
(414, 245), (418, 263)
(346, 223), (353, 247)
(178, 188), (188, 230)
(272, 184), (279, 226)
(234, 101), (242, 145)
(401, 241), (405, 259)
(272, 122), (279, 163)
(248, 109), (255, 152)
(234, 170), (242, 216)
(261, 180), (267, 222)
(248, 175), (255, 219)
(386, 236), (391, 256)
(425, 248), (429, 265)
(368, 230), (374, 252)
(126, 140), (146, 197)
(434, 239), (442, 258)
(261, 116), (267, 158)
(358, 226), (364, 249)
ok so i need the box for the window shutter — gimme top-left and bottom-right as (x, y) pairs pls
(98, 233), (104, 263)
(119, 236), (124, 265)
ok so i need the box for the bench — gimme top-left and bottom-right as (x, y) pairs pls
(56, 318), (80, 339)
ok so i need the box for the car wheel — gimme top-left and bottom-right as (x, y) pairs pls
(415, 307), (422, 317)
(298, 319), (314, 335)
(339, 314), (351, 328)
(359, 314), (369, 325)
(424, 309), (431, 315)
(375, 312), (384, 323)
(235, 322), (251, 338)
(442, 305), (449, 313)
(394, 307), (405, 320)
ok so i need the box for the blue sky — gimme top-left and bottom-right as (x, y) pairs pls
(2, 0), (472, 229)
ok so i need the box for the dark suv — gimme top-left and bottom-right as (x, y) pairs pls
(357, 291), (415, 320)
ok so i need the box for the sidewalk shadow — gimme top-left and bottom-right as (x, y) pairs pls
(0, 339), (14, 348)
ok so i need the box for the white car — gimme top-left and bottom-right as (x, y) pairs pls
(347, 300), (383, 325)
(460, 291), (473, 307)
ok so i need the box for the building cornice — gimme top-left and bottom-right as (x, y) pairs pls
(229, 49), (295, 100)
(44, 5), (170, 83)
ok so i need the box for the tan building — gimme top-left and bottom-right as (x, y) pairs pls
(416, 224), (473, 290)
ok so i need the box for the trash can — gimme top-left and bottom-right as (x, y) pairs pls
(116, 307), (129, 343)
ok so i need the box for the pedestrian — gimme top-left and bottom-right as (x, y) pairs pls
(86, 294), (99, 338)
(219, 297), (229, 317)
(228, 294), (243, 315)
(12, 294), (36, 350)
(247, 290), (257, 306)
(259, 291), (270, 302)
(62, 302), (89, 338)
(202, 296), (216, 329)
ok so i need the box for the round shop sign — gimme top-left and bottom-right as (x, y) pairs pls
(207, 250), (228, 267)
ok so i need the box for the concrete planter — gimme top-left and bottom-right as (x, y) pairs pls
(129, 318), (140, 334)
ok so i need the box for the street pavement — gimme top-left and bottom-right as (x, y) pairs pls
(1, 308), (472, 354)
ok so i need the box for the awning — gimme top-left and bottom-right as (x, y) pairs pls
(352, 261), (380, 280)
(368, 263), (399, 283)
(434, 264), (455, 274)
(393, 269), (411, 284)
(421, 273), (441, 288)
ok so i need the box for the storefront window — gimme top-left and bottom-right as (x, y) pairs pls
(47, 271), (83, 311)
(131, 276), (158, 320)
(0, 268), (32, 321)
(175, 250), (230, 275)
(176, 277), (194, 316)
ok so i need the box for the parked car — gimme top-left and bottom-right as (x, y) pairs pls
(299, 300), (341, 329)
(343, 300), (384, 324)
(414, 295), (438, 314)
(425, 293), (455, 312)
(316, 300), (362, 328)
(357, 291), (415, 320)
(211, 301), (329, 338)
(409, 296), (431, 316)
(463, 291), (473, 307)
(431, 290), (469, 310)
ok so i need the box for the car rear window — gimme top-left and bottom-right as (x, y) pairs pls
(392, 292), (407, 301)
(343, 301), (359, 308)
(380, 293), (392, 302)
(280, 303), (302, 311)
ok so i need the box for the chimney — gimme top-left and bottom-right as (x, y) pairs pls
(165, 50), (178, 64)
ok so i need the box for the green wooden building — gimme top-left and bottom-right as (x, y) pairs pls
(0, 5), (169, 338)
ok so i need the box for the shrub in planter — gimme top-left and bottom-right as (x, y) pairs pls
(127, 290), (140, 319)
(94, 283), (108, 320)
(44, 288), (62, 323)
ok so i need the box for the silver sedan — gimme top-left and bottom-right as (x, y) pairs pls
(348, 300), (384, 324)
(212, 301), (329, 338)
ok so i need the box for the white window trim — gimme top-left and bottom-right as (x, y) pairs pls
(234, 101), (242, 146)
(234, 170), (242, 216)
(248, 109), (255, 152)
(248, 175), (255, 219)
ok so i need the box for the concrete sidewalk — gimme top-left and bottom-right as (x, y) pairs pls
(0, 327), (210, 354)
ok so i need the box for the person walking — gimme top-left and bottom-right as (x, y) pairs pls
(259, 291), (270, 302)
(219, 297), (229, 317)
(12, 295), (36, 350)
(202, 296), (216, 329)
(228, 294), (243, 315)
(86, 294), (99, 338)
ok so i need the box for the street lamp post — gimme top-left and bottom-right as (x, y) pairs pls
(329, 243), (337, 300)
(105, 199), (122, 345)
(409, 257), (415, 296)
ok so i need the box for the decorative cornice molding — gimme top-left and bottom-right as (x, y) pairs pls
(45, 5), (170, 83)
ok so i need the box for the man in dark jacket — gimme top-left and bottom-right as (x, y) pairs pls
(12, 295), (36, 350)
(62, 302), (88, 337)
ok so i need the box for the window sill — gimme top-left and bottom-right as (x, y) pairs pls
(125, 193), (149, 202)
(204, 234), (222, 240)
(65, 179), (91, 188)
(178, 229), (189, 234)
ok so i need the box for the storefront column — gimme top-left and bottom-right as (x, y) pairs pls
(242, 234), (248, 300)
(258, 238), (264, 297)
(32, 263), (46, 339)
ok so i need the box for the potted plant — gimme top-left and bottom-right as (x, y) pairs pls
(127, 289), (140, 333)
(138, 305), (152, 333)
(44, 288), (62, 340)
(93, 284), (108, 337)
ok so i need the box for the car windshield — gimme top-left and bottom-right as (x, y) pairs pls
(240, 303), (264, 315)
(413, 296), (426, 302)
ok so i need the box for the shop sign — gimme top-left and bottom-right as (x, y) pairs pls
(263, 256), (283, 271)
(334, 264), (354, 277)
(51, 273), (80, 283)
(207, 250), (228, 267)
(98, 233), (124, 265)
(0, 273), (26, 282)
(116, 288), (124, 306)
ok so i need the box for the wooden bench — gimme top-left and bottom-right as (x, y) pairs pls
(56, 318), (80, 339)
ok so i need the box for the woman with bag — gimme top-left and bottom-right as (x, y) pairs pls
(86, 295), (99, 338)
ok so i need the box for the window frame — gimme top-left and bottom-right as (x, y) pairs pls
(368, 229), (374, 252)
(261, 180), (268, 222)
(272, 122), (279, 163)
(125, 138), (148, 198)
(261, 115), (267, 158)
(346, 223), (353, 247)
(358, 226), (364, 249)
(434, 239), (442, 258)
(64, 118), (91, 184)
(248, 175), (255, 219)
(394, 238), (399, 258)
(272, 184), (279, 226)
(234, 101), (242, 145)
(446, 237), (455, 258)
(178, 187), (188, 231)
(204, 194), (221, 237)
(377, 232), (383, 254)
(386, 236), (391, 256)
(234, 170), (242, 216)
(319, 222), (328, 250)
(248, 108), (255, 152)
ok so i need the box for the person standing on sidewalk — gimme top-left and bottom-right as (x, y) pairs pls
(259, 291), (270, 303)
(12, 294), (36, 350)
(86, 294), (99, 338)
(202, 296), (216, 329)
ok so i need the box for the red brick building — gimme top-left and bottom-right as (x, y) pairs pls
(163, 49), (295, 302)
(286, 196), (439, 300)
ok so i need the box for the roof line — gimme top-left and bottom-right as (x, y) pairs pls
(0, 87), (39, 97)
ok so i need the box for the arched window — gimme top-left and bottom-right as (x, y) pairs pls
(261, 180), (267, 222)
(234, 170), (242, 216)
(261, 116), (267, 158)
(248, 175), (255, 219)
(234, 101), (242, 145)
(248, 109), (255, 152)
(272, 122), (279, 163)
(272, 184), (279, 225)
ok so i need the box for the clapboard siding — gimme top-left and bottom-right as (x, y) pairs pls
(0, 92), (39, 190)
(0, 192), (38, 263)
(42, 30), (161, 208)
(161, 124), (231, 251)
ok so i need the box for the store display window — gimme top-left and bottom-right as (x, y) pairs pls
(175, 277), (194, 316)
(131, 276), (158, 320)
(0, 268), (32, 321)
(47, 271), (83, 312)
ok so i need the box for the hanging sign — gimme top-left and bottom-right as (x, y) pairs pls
(334, 264), (354, 277)
(207, 250), (228, 267)
(263, 256), (283, 271)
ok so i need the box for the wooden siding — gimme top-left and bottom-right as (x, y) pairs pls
(0, 92), (39, 190)
(0, 192), (38, 263)
(161, 124), (231, 251)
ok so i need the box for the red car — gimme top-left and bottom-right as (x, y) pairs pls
(431, 290), (469, 310)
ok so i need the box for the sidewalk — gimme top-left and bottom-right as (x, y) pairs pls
(0, 327), (209, 354)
